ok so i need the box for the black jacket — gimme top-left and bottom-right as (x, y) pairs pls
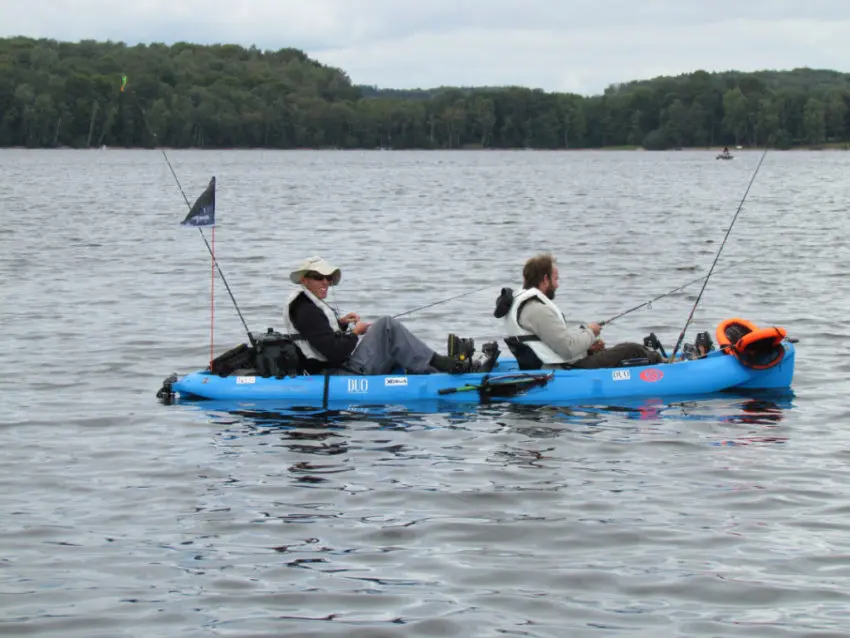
(289, 292), (358, 372)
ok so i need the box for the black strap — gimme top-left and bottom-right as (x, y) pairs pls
(322, 371), (330, 409)
(503, 336), (544, 370)
(507, 334), (540, 343)
(515, 296), (539, 323)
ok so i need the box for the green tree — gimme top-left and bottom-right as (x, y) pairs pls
(722, 87), (749, 145)
(824, 90), (847, 140)
(470, 95), (495, 147)
(3, 37), (850, 149)
(755, 96), (779, 145)
(661, 98), (690, 147)
(802, 97), (825, 144)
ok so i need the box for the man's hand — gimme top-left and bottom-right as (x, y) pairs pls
(352, 321), (372, 336)
(588, 339), (606, 354)
(339, 311), (360, 326)
(587, 322), (602, 336)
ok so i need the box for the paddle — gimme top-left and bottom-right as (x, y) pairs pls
(438, 372), (554, 398)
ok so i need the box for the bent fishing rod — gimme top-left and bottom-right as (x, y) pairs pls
(599, 255), (760, 327)
(668, 145), (770, 362)
(122, 81), (254, 344)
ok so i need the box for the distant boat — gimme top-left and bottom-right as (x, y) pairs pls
(716, 152), (734, 160)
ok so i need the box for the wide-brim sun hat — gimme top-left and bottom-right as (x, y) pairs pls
(289, 256), (342, 286)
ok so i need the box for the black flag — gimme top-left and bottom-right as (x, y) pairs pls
(181, 177), (216, 227)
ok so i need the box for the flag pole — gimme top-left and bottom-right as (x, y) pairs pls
(210, 225), (215, 369)
(191, 220), (253, 346)
(179, 177), (254, 350)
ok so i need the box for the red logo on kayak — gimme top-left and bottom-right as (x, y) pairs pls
(640, 368), (664, 382)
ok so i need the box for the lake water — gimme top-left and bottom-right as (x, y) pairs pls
(1, 148), (849, 637)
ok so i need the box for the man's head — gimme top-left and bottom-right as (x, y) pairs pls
(290, 256), (341, 300)
(522, 252), (559, 300)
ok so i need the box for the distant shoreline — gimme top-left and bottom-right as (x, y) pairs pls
(2, 144), (847, 152)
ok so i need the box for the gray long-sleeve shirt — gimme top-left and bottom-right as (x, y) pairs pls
(518, 298), (596, 364)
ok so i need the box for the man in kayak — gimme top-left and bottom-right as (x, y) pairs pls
(282, 256), (471, 375)
(496, 253), (662, 369)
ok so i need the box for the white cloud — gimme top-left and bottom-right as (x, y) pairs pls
(314, 18), (850, 94)
(2, 0), (850, 95)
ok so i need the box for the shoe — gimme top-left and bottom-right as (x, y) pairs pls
(477, 341), (500, 373)
(694, 331), (714, 357)
(447, 333), (475, 361)
(429, 335), (481, 374)
(430, 353), (472, 374)
(683, 343), (708, 360)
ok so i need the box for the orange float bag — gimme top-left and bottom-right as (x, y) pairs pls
(715, 318), (787, 370)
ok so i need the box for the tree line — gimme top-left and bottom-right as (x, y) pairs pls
(2, 36), (849, 150)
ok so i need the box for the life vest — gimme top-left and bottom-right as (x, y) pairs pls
(282, 288), (341, 362)
(502, 288), (575, 368)
(715, 317), (787, 370)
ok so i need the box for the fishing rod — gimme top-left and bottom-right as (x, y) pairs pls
(599, 255), (760, 327)
(121, 78), (254, 345)
(668, 145), (770, 362)
(392, 285), (494, 319)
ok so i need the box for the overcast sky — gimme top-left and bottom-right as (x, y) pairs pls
(2, 0), (849, 95)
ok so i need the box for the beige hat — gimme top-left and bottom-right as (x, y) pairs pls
(289, 256), (342, 286)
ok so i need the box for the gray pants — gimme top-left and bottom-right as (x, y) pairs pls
(344, 316), (436, 375)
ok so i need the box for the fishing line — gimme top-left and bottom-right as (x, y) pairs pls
(668, 146), (770, 361)
(392, 285), (494, 319)
(599, 255), (761, 327)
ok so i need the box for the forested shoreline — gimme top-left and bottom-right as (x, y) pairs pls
(2, 36), (849, 150)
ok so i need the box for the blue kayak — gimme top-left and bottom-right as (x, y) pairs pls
(162, 340), (795, 408)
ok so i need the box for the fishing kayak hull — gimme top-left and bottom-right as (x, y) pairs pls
(166, 341), (795, 407)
